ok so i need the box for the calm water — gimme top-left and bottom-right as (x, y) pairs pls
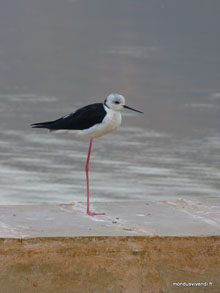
(0, 0), (220, 204)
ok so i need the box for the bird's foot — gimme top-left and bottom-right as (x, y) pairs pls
(87, 210), (105, 216)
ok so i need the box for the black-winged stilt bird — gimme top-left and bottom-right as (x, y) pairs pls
(31, 93), (143, 216)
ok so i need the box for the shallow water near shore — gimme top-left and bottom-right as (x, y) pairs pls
(0, 1), (220, 204)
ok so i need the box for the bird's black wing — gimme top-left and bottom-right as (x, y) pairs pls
(31, 103), (107, 130)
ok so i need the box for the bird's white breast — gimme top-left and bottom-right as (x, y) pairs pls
(77, 106), (122, 139)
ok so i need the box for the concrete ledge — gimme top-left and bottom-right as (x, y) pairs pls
(0, 236), (219, 293)
(0, 199), (219, 292)
(0, 199), (219, 237)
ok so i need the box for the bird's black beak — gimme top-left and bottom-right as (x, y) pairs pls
(123, 105), (143, 114)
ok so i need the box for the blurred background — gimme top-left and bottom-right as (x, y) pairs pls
(0, 0), (220, 204)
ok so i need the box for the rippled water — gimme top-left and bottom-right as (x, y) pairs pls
(0, 1), (220, 203)
(1, 93), (220, 204)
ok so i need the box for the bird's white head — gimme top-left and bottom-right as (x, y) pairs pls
(104, 93), (143, 113)
(104, 93), (125, 112)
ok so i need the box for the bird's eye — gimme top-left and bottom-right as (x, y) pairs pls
(115, 101), (120, 104)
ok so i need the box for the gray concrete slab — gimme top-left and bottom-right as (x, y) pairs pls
(0, 198), (219, 238)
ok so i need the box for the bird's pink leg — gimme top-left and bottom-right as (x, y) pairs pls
(86, 139), (105, 216)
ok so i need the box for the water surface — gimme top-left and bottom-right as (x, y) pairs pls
(0, 0), (220, 204)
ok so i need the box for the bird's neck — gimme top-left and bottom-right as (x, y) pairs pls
(103, 101), (110, 109)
